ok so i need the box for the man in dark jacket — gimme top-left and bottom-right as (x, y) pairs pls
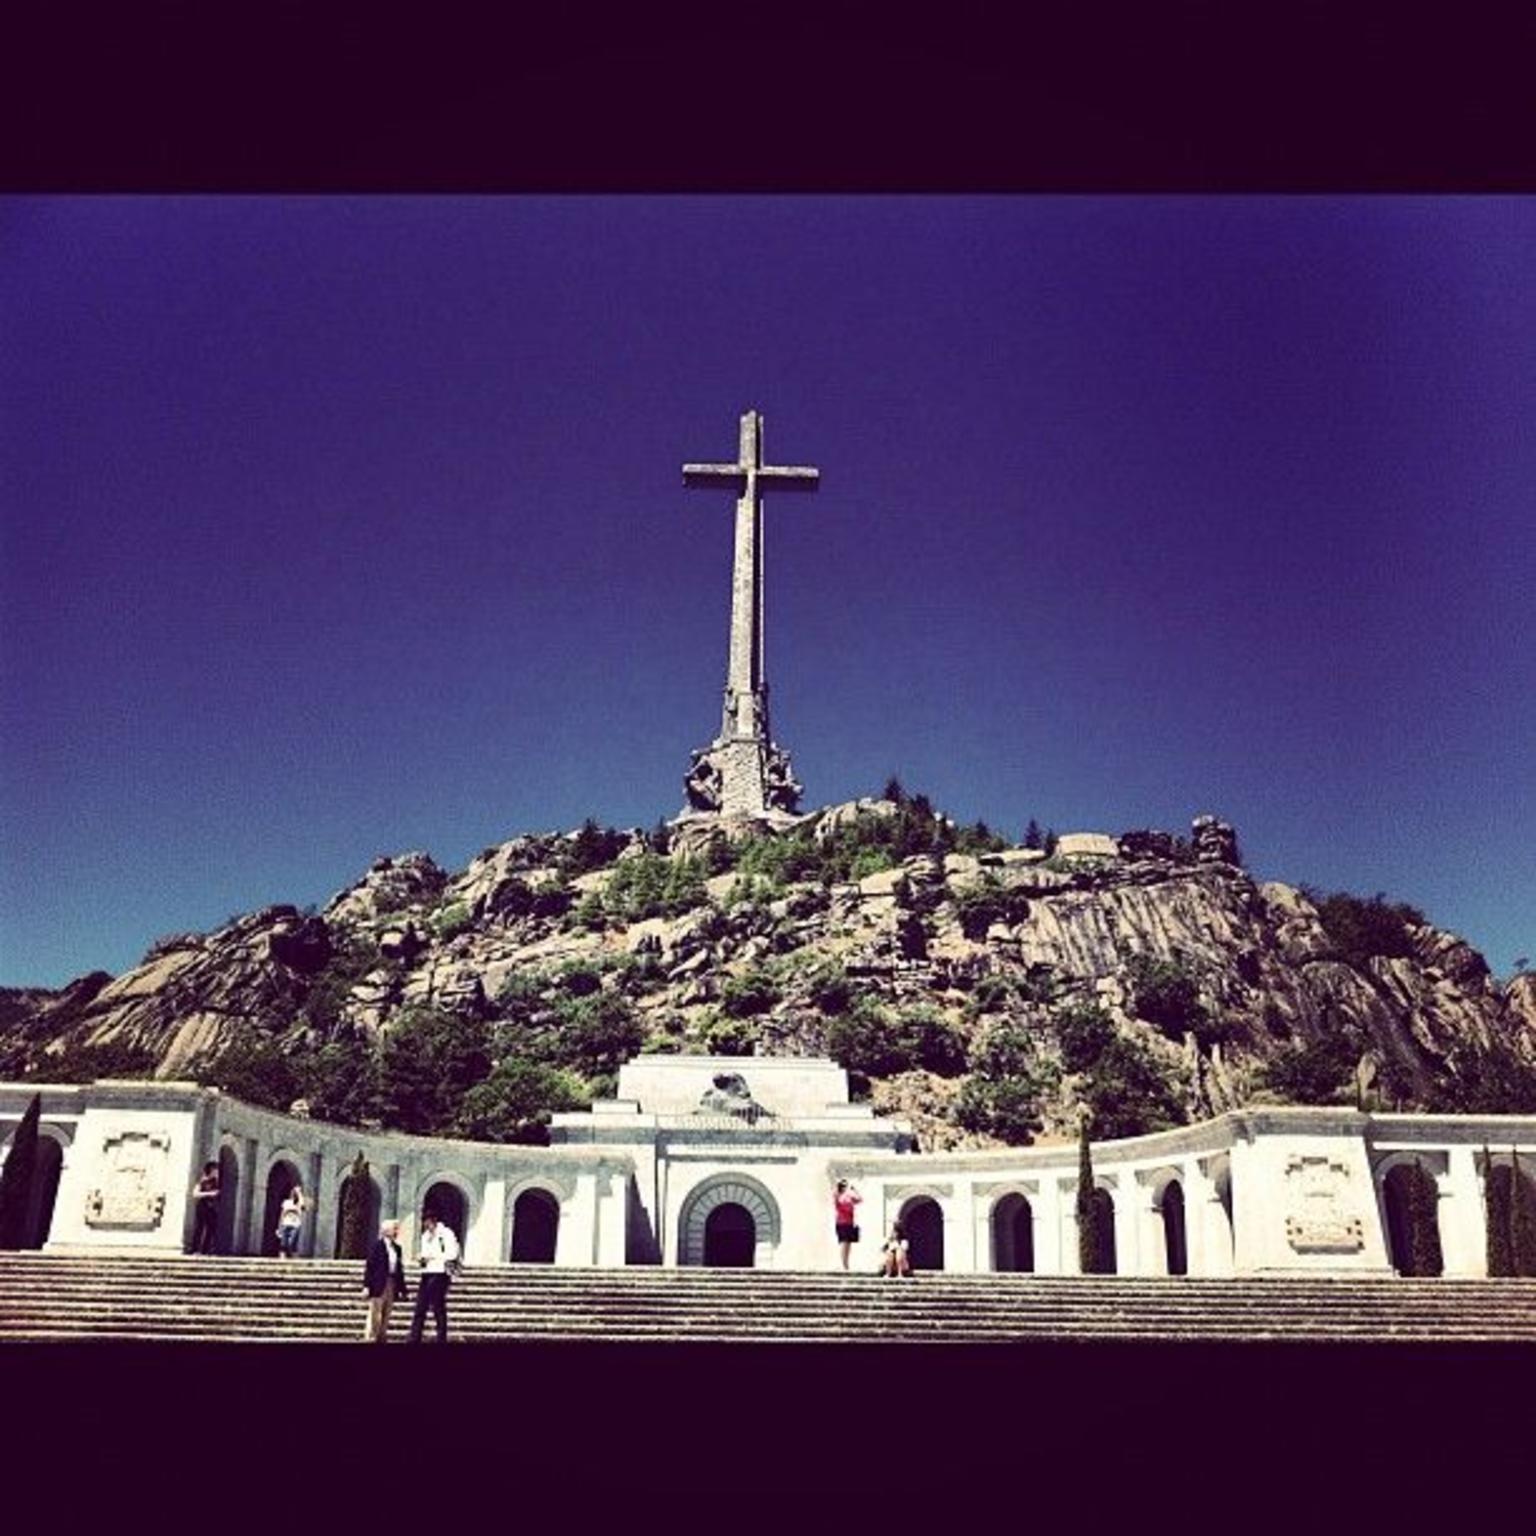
(362, 1219), (410, 1342)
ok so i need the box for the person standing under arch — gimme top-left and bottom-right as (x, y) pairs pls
(188, 1162), (220, 1255)
(276, 1182), (308, 1260)
(833, 1179), (862, 1271)
(409, 1209), (461, 1344)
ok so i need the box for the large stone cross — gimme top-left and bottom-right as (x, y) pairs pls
(679, 409), (819, 820)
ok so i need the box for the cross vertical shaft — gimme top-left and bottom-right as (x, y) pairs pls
(679, 409), (819, 819)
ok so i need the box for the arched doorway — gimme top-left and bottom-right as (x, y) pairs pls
(1082, 1188), (1117, 1274)
(703, 1202), (756, 1267)
(1160, 1181), (1188, 1276)
(24, 1137), (63, 1249)
(334, 1169), (382, 1258)
(678, 1176), (780, 1266)
(216, 1145), (241, 1254)
(422, 1182), (468, 1247)
(992, 1193), (1034, 1272)
(510, 1189), (560, 1263)
(261, 1160), (302, 1257)
(902, 1197), (945, 1272)
(1382, 1162), (1443, 1277)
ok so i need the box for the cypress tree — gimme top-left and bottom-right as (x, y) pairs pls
(1486, 1146), (1513, 1277)
(1076, 1114), (1109, 1274)
(1405, 1159), (1443, 1277)
(337, 1153), (373, 1260)
(1514, 1149), (1536, 1278)
(0, 1094), (42, 1250)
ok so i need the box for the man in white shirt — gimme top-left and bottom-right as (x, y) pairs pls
(407, 1210), (461, 1343)
(361, 1219), (409, 1343)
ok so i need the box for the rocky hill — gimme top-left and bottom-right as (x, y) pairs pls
(4, 795), (1534, 1150)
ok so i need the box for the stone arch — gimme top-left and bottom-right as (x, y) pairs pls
(510, 1188), (560, 1264)
(1157, 1179), (1188, 1276)
(261, 1156), (304, 1258)
(900, 1196), (945, 1272)
(678, 1175), (781, 1267)
(1381, 1161), (1443, 1277)
(417, 1173), (475, 1247)
(334, 1166), (383, 1258)
(990, 1190), (1034, 1273)
(216, 1141), (242, 1255)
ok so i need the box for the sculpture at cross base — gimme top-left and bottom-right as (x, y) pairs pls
(675, 409), (818, 824)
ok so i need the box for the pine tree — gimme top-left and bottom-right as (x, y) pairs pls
(337, 1152), (373, 1260)
(1023, 819), (1043, 851)
(0, 1093), (42, 1250)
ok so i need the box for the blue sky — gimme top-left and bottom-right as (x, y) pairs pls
(2, 197), (1532, 986)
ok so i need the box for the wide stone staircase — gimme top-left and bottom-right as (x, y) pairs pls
(3, 1253), (1536, 1342)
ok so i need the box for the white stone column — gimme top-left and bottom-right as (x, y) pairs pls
(478, 1176), (507, 1266)
(308, 1148), (334, 1258)
(974, 1195), (994, 1274)
(1036, 1180), (1065, 1275)
(1137, 1175), (1166, 1277)
(236, 1136), (260, 1254)
(380, 1163), (402, 1226)
(598, 1167), (629, 1267)
(1111, 1174), (1138, 1275)
(948, 1182), (977, 1273)
(1438, 1145), (1486, 1277)
(557, 1172), (599, 1267)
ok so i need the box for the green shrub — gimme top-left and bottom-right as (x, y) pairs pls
(546, 992), (646, 1079)
(1261, 1025), (1362, 1106)
(822, 999), (965, 1078)
(1053, 1002), (1116, 1073)
(380, 1008), (492, 1136)
(952, 876), (1030, 941)
(1078, 1037), (1184, 1140)
(201, 1035), (303, 1111)
(955, 1072), (1047, 1145)
(696, 1011), (757, 1056)
(45, 1036), (160, 1084)
(1308, 889), (1424, 968)
(807, 963), (854, 1016)
(559, 819), (628, 878)
(432, 902), (473, 940)
(721, 965), (781, 1019)
(453, 1059), (589, 1144)
(300, 1036), (383, 1127)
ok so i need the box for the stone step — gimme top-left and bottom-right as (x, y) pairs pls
(4, 1256), (1534, 1342)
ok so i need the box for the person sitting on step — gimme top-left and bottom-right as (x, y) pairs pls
(881, 1218), (912, 1278)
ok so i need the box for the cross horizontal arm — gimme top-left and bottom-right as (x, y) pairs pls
(756, 466), (820, 490)
(683, 463), (747, 489)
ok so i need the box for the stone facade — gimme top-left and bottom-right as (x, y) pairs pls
(4, 1061), (1532, 1279)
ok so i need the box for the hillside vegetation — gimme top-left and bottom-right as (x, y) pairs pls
(4, 789), (1534, 1151)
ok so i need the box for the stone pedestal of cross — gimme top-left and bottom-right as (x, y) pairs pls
(677, 409), (819, 821)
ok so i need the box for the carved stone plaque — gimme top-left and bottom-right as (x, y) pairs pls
(85, 1130), (171, 1230)
(1283, 1155), (1365, 1253)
